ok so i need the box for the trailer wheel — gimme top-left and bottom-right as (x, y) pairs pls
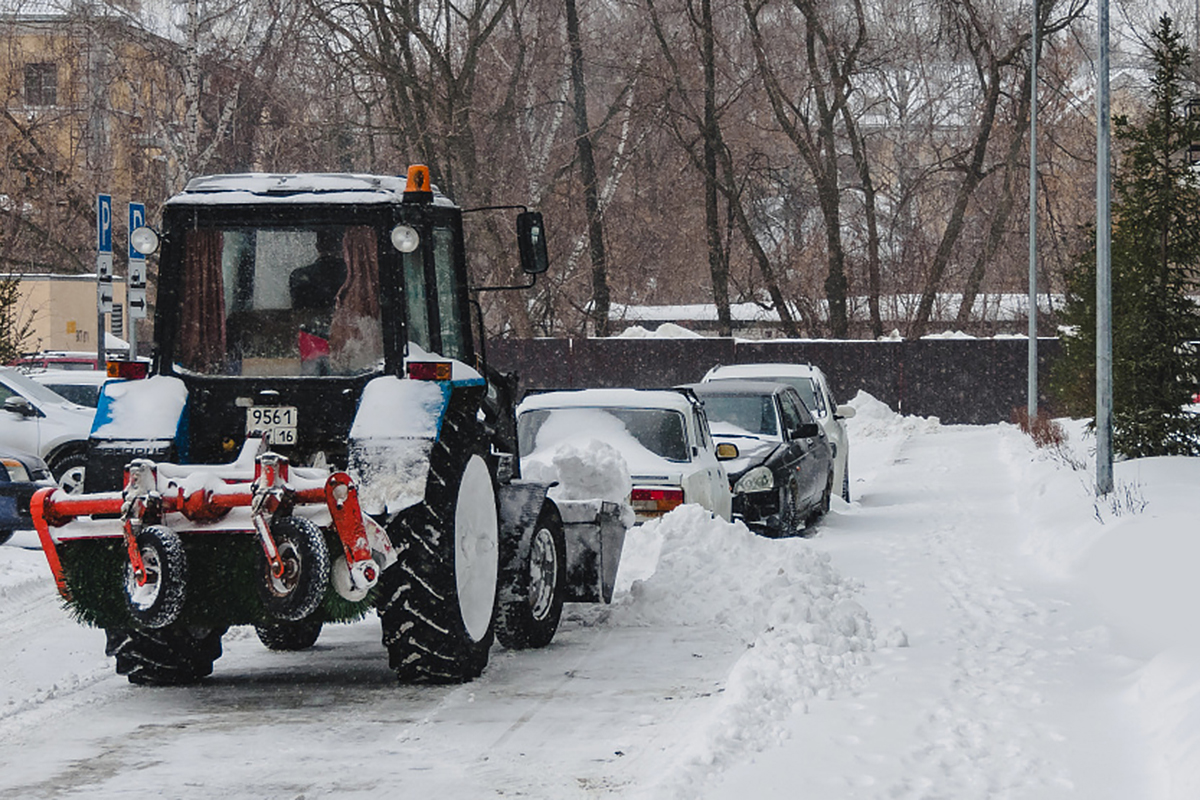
(123, 525), (188, 629)
(379, 424), (498, 683)
(496, 500), (566, 650)
(257, 516), (330, 622)
(105, 624), (226, 685)
(254, 619), (323, 651)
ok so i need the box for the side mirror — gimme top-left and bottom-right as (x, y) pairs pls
(795, 422), (820, 439)
(715, 442), (739, 460)
(4, 396), (36, 417)
(517, 211), (549, 275)
(834, 404), (857, 420)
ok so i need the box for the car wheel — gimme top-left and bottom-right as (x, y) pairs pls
(0, 530), (11, 546)
(51, 452), (88, 495)
(777, 480), (801, 537)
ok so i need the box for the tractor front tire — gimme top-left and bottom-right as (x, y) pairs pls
(496, 500), (566, 650)
(105, 624), (226, 685)
(379, 424), (499, 683)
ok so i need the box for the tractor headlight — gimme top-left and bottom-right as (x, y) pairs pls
(391, 224), (420, 253)
(733, 465), (774, 494)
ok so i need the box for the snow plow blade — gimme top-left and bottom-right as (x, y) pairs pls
(556, 499), (628, 604)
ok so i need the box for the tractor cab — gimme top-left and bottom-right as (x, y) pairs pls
(86, 168), (544, 489)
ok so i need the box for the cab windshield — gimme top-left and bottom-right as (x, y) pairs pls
(176, 225), (384, 377)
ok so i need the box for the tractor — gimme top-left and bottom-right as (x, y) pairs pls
(31, 167), (626, 685)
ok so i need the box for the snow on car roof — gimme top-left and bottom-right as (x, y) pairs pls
(706, 362), (822, 379)
(167, 173), (457, 207)
(689, 379), (795, 397)
(518, 388), (695, 413)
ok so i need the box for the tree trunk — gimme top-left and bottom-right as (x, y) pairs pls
(702, 0), (732, 337)
(566, 0), (611, 337)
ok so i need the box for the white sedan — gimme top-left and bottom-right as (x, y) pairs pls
(703, 363), (856, 501)
(0, 367), (96, 492)
(517, 388), (734, 522)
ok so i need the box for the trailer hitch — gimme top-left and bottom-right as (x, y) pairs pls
(251, 452), (294, 580)
(120, 460), (163, 586)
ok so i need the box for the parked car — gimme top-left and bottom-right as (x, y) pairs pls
(0, 446), (56, 545)
(517, 388), (734, 522)
(26, 368), (109, 408)
(688, 380), (834, 537)
(703, 362), (856, 501)
(14, 350), (104, 371)
(0, 367), (95, 493)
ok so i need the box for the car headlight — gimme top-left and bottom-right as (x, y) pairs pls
(733, 465), (774, 494)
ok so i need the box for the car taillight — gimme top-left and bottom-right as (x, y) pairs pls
(630, 487), (684, 515)
(407, 361), (452, 381)
(107, 360), (149, 380)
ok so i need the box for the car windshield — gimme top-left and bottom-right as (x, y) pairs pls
(711, 375), (820, 415)
(41, 383), (101, 408)
(519, 406), (690, 462)
(175, 225), (384, 378)
(700, 394), (779, 437)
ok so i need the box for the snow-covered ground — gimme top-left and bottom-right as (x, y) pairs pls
(1, 394), (1197, 799)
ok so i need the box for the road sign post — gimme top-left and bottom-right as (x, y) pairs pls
(97, 194), (113, 367)
(128, 202), (147, 358)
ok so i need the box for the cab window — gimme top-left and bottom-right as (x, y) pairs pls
(433, 227), (466, 361)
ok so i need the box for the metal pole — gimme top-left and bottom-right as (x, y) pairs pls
(1096, 0), (1114, 495)
(1028, 0), (1039, 423)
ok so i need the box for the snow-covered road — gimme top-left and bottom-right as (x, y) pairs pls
(1, 396), (1193, 799)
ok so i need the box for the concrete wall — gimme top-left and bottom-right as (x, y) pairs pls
(486, 337), (1062, 425)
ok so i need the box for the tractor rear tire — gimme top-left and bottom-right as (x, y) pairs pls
(379, 418), (499, 683)
(105, 624), (226, 685)
(254, 619), (323, 651)
(496, 500), (566, 650)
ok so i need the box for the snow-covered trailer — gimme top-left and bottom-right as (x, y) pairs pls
(30, 168), (627, 685)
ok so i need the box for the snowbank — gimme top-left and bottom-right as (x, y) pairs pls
(611, 505), (878, 794)
(614, 323), (705, 339)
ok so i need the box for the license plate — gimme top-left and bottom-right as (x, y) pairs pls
(246, 406), (298, 446)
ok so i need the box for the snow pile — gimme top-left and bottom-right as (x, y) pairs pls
(920, 329), (975, 339)
(844, 389), (940, 439)
(521, 408), (644, 504)
(612, 505), (877, 793)
(524, 440), (632, 505)
(614, 323), (704, 339)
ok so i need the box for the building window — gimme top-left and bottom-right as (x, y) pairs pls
(24, 63), (58, 107)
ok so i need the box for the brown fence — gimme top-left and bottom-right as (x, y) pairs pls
(485, 337), (1062, 425)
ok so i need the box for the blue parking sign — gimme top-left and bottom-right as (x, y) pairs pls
(128, 202), (145, 260)
(97, 194), (112, 254)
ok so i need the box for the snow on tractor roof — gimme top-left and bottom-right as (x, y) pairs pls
(168, 173), (457, 207)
